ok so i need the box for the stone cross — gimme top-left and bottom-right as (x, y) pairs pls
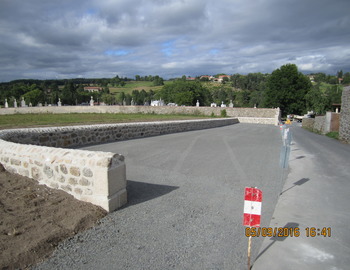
(21, 97), (26, 107)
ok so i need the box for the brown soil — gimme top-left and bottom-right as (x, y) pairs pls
(0, 164), (107, 269)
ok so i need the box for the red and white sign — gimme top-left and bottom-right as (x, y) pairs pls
(243, 187), (262, 227)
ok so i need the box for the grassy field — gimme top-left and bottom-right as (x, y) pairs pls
(0, 113), (212, 129)
(317, 82), (342, 93)
(109, 81), (171, 95)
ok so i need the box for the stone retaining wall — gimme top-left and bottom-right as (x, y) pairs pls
(302, 115), (327, 134)
(0, 106), (280, 125)
(302, 112), (340, 135)
(314, 116), (326, 133)
(340, 86), (350, 143)
(0, 118), (238, 211)
(301, 118), (315, 130)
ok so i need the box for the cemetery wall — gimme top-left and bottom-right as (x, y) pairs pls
(0, 106), (280, 125)
(301, 118), (315, 130)
(302, 116), (326, 134)
(0, 118), (238, 212)
(340, 86), (350, 143)
(302, 112), (340, 135)
(314, 115), (326, 134)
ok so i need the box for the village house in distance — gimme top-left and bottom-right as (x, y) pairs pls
(83, 86), (103, 92)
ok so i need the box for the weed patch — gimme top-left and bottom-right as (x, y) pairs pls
(326, 131), (339, 140)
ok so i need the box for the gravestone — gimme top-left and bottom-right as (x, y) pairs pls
(5, 99), (8, 108)
(21, 97), (26, 107)
(196, 100), (199, 107)
(221, 101), (226, 107)
(229, 100), (234, 107)
(14, 99), (17, 108)
(57, 98), (62, 106)
(90, 96), (94, 106)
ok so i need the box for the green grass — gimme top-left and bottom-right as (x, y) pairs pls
(326, 131), (339, 140)
(109, 81), (171, 95)
(0, 113), (212, 129)
(315, 82), (343, 93)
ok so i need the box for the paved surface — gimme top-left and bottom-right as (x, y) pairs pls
(253, 123), (350, 270)
(35, 123), (285, 270)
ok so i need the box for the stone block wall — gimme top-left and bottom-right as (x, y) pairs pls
(0, 118), (238, 211)
(314, 115), (326, 134)
(301, 118), (315, 130)
(1, 118), (238, 148)
(302, 112), (340, 135)
(340, 86), (350, 143)
(0, 141), (126, 212)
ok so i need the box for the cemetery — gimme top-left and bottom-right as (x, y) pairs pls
(0, 102), (280, 268)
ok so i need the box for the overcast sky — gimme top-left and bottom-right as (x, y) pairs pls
(1, 0), (349, 82)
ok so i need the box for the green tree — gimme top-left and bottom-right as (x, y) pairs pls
(159, 80), (210, 106)
(22, 89), (44, 105)
(249, 90), (264, 107)
(118, 92), (126, 104)
(305, 84), (327, 114)
(131, 90), (140, 105)
(343, 72), (350, 84)
(263, 64), (312, 115)
(101, 87), (109, 94)
(337, 70), (343, 79)
(324, 85), (342, 109)
(152, 75), (164, 86)
(314, 73), (327, 83)
(125, 93), (132, 105)
(139, 89), (148, 105)
(101, 93), (116, 105)
(60, 81), (76, 105)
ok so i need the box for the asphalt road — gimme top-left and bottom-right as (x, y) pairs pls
(35, 123), (286, 270)
(254, 123), (350, 269)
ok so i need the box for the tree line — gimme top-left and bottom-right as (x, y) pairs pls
(0, 65), (347, 115)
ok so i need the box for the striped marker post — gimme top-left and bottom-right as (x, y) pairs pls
(243, 187), (263, 270)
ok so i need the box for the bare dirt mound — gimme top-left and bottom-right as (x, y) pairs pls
(0, 164), (107, 269)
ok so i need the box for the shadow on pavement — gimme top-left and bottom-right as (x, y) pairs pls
(125, 180), (179, 207)
(280, 178), (310, 195)
(290, 155), (306, 161)
(253, 222), (299, 266)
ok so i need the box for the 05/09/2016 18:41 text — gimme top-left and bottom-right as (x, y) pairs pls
(245, 227), (331, 238)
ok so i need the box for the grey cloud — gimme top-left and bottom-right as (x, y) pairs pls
(0, 0), (350, 81)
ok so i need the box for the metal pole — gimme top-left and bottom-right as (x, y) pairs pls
(247, 235), (252, 270)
